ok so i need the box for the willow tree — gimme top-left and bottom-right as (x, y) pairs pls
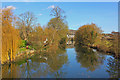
(75, 23), (102, 46)
(2, 7), (21, 64)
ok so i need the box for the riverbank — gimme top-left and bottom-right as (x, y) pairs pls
(2, 43), (119, 65)
(2, 49), (35, 65)
(88, 45), (120, 59)
(74, 42), (119, 59)
(2, 47), (119, 78)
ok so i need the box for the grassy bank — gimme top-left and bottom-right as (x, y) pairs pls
(2, 40), (35, 65)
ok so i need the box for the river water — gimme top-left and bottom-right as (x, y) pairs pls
(2, 45), (120, 78)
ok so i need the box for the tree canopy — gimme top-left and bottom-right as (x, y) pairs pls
(75, 23), (102, 46)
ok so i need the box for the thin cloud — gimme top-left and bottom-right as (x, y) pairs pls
(47, 5), (55, 9)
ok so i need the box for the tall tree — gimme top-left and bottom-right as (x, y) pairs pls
(0, 9), (2, 65)
(16, 12), (36, 41)
(48, 6), (68, 31)
(50, 6), (66, 19)
(47, 6), (68, 48)
(2, 7), (21, 64)
(75, 23), (102, 46)
(28, 24), (45, 51)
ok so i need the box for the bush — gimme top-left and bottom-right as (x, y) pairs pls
(28, 45), (33, 50)
(20, 40), (27, 48)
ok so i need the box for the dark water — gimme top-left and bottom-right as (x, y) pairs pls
(2, 46), (120, 78)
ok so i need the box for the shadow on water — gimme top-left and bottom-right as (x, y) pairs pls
(75, 45), (105, 72)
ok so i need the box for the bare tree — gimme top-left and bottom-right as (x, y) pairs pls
(50, 6), (66, 19)
(16, 12), (37, 41)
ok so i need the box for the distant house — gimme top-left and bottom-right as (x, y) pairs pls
(44, 38), (48, 43)
(112, 31), (119, 35)
(67, 30), (76, 45)
(67, 30), (76, 39)
(102, 31), (120, 40)
(101, 33), (113, 40)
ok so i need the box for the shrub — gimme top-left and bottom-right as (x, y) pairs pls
(20, 40), (27, 48)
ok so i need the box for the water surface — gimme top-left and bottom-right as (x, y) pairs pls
(2, 46), (119, 78)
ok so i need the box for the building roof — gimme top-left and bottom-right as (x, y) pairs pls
(68, 29), (76, 35)
(112, 31), (119, 34)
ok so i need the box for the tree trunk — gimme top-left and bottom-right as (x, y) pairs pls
(10, 49), (12, 62)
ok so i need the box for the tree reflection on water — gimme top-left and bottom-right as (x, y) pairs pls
(2, 48), (68, 78)
(106, 57), (120, 78)
(2, 45), (119, 78)
(75, 45), (105, 72)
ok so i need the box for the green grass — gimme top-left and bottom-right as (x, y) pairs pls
(19, 39), (33, 52)
(19, 47), (27, 52)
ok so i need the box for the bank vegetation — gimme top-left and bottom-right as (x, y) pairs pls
(2, 6), (68, 64)
(75, 23), (120, 58)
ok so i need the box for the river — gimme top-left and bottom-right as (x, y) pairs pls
(2, 45), (120, 78)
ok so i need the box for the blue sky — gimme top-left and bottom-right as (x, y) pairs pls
(2, 2), (118, 33)
(1, 0), (119, 2)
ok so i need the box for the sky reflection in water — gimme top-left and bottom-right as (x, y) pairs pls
(2, 46), (119, 78)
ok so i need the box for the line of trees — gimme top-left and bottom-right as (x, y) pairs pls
(2, 5), (119, 64)
(2, 8), (21, 64)
(2, 6), (68, 64)
(27, 6), (68, 52)
(75, 23), (120, 58)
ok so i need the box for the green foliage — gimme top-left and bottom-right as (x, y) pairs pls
(28, 45), (33, 50)
(20, 40), (27, 48)
(19, 47), (27, 52)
